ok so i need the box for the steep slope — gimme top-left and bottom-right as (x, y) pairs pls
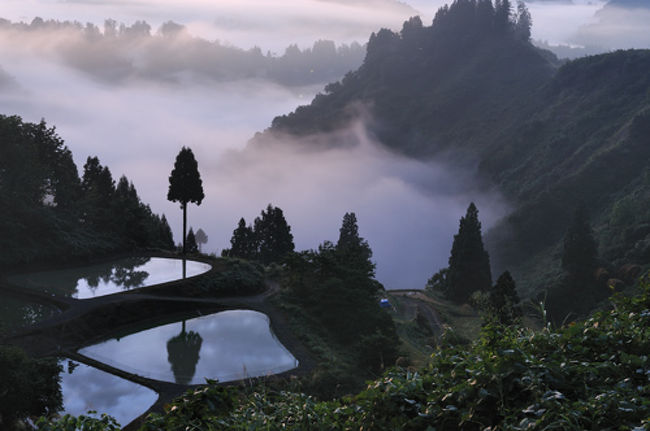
(258, 0), (650, 297)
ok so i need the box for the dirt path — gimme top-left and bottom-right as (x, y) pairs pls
(390, 290), (445, 335)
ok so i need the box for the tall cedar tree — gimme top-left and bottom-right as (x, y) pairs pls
(254, 204), (295, 264)
(167, 147), (204, 254)
(195, 228), (208, 252)
(336, 212), (375, 279)
(447, 202), (492, 303)
(186, 227), (198, 254)
(225, 218), (258, 260)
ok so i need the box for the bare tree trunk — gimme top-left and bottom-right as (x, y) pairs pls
(182, 202), (187, 255)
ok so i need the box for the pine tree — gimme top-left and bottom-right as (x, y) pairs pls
(159, 214), (175, 249)
(226, 218), (258, 260)
(336, 212), (375, 278)
(186, 227), (198, 253)
(447, 202), (492, 303)
(254, 204), (294, 264)
(167, 147), (204, 254)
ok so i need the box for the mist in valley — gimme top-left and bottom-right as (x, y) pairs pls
(1, 0), (649, 289)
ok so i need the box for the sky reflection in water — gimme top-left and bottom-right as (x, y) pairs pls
(79, 310), (299, 385)
(60, 360), (158, 426)
(9, 257), (211, 299)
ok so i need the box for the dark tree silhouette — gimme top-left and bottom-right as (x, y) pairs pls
(186, 227), (198, 254)
(336, 212), (375, 278)
(562, 205), (598, 280)
(487, 271), (521, 325)
(195, 228), (208, 252)
(514, 0), (532, 41)
(167, 147), (204, 254)
(447, 203), (492, 303)
(166, 325), (203, 385)
(254, 204), (295, 264)
(81, 156), (115, 230)
(159, 214), (175, 249)
(224, 217), (258, 260)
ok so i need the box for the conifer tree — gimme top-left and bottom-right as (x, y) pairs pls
(160, 214), (174, 249)
(254, 204), (294, 264)
(514, 1), (532, 41)
(225, 218), (258, 260)
(336, 212), (375, 278)
(186, 227), (198, 253)
(447, 202), (492, 303)
(167, 147), (204, 254)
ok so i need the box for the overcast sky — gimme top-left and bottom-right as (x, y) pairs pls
(1, 0), (647, 289)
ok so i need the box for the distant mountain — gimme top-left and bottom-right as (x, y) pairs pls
(606, 0), (649, 8)
(258, 0), (650, 298)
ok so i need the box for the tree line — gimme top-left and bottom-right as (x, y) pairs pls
(427, 200), (612, 326)
(0, 18), (365, 87)
(0, 115), (173, 267)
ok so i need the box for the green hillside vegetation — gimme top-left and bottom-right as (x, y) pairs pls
(260, 0), (650, 309)
(0, 115), (174, 268)
(37, 275), (650, 430)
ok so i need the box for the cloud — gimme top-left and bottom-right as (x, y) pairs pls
(572, 4), (650, 49)
(1, 0), (417, 51)
(0, 66), (20, 91)
(0, 19), (365, 87)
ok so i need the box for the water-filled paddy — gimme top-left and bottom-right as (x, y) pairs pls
(59, 359), (157, 426)
(79, 310), (298, 384)
(8, 257), (211, 299)
(0, 293), (59, 334)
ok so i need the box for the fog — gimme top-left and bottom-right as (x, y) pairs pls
(1, 0), (417, 51)
(573, 3), (650, 50)
(1, 0), (646, 289)
(0, 43), (506, 289)
(0, 19), (365, 86)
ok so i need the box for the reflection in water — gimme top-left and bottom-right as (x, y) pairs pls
(9, 257), (211, 299)
(60, 359), (157, 426)
(166, 325), (203, 385)
(0, 293), (59, 334)
(80, 310), (298, 384)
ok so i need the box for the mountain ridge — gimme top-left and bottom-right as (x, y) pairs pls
(256, 0), (650, 297)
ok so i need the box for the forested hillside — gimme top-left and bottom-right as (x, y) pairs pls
(0, 115), (174, 267)
(261, 0), (650, 299)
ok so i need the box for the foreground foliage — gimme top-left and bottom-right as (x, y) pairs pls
(38, 276), (650, 430)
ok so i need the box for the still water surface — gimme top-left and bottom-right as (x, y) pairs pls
(9, 257), (211, 299)
(79, 310), (298, 384)
(60, 359), (158, 426)
(0, 293), (59, 334)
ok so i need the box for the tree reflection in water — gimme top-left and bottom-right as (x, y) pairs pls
(166, 323), (203, 385)
(84, 257), (151, 294)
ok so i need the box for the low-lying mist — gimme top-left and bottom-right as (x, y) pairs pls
(0, 48), (507, 289)
(208, 121), (507, 290)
